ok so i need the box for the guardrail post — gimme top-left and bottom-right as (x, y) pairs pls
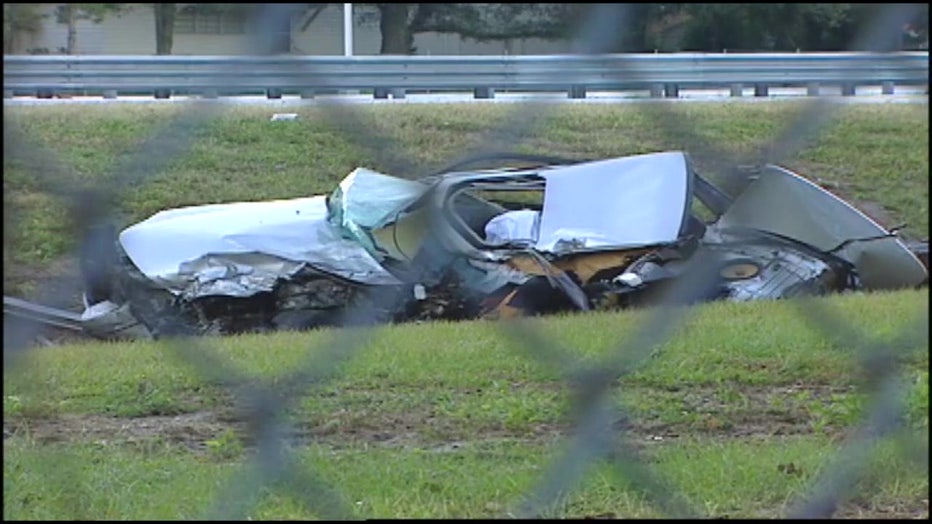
(650, 84), (663, 98)
(37, 89), (54, 99)
(841, 83), (856, 96)
(474, 87), (495, 99)
(730, 83), (743, 97)
(754, 83), (769, 97)
(664, 83), (679, 98)
(807, 82), (820, 96)
(154, 89), (171, 99)
(267, 88), (283, 99)
(374, 88), (389, 99)
(103, 90), (117, 99)
(881, 81), (894, 95)
(391, 88), (406, 99)
(568, 85), (586, 99)
(300, 90), (315, 99)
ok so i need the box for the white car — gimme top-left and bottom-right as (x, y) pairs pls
(68, 151), (927, 339)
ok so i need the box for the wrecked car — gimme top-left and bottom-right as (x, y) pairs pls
(9, 151), (927, 340)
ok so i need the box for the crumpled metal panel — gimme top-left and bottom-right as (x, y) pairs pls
(714, 165), (928, 290)
(119, 195), (400, 299)
(535, 152), (690, 253)
(81, 300), (153, 339)
(708, 243), (838, 301)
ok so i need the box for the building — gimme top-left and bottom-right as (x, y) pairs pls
(5, 4), (573, 56)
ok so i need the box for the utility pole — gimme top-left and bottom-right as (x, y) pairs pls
(343, 4), (353, 56)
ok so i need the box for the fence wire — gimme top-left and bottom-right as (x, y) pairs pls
(3, 3), (929, 519)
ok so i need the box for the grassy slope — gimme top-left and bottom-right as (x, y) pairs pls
(3, 102), (929, 281)
(3, 101), (928, 518)
(4, 290), (928, 519)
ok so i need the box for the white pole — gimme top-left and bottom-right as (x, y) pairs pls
(343, 3), (353, 57)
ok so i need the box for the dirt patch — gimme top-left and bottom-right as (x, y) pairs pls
(4, 411), (246, 453)
(834, 498), (930, 520)
(3, 383), (864, 453)
(4, 255), (86, 310)
(4, 381), (926, 520)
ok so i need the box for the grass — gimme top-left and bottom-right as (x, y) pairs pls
(2, 100), (928, 518)
(4, 435), (926, 519)
(3, 102), (929, 291)
(4, 290), (929, 519)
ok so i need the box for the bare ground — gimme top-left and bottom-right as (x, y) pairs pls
(4, 381), (927, 519)
(0, 383), (893, 452)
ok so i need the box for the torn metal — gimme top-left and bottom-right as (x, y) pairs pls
(9, 151), (925, 341)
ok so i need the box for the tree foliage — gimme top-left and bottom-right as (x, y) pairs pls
(54, 4), (126, 54)
(53, 4), (126, 25)
(373, 3), (929, 55)
(645, 4), (927, 52)
(375, 3), (588, 54)
(3, 4), (47, 53)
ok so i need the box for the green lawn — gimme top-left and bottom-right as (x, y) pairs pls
(3, 102), (929, 285)
(4, 290), (928, 519)
(3, 100), (928, 519)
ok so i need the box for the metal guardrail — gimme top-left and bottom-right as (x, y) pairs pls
(3, 52), (929, 100)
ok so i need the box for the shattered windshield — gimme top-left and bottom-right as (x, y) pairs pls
(327, 167), (428, 259)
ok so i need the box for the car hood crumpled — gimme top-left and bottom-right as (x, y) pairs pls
(118, 195), (401, 299)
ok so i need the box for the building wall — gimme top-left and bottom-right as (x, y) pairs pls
(9, 4), (573, 56)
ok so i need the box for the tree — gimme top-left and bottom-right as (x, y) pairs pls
(377, 4), (413, 54)
(673, 4), (906, 52)
(373, 4), (673, 55)
(54, 4), (126, 54)
(3, 3), (47, 53)
(373, 4), (581, 55)
(154, 3), (175, 55)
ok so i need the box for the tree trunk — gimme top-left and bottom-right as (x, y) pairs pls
(378, 4), (413, 54)
(154, 4), (175, 55)
(268, 11), (292, 54)
(65, 4), (76, 54)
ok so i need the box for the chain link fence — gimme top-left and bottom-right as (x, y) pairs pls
(4, 3), (928, 519)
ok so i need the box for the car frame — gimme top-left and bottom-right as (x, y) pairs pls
(26, 150), (926, 340)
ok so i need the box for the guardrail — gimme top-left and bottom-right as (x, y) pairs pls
(3, 52), (929, 100)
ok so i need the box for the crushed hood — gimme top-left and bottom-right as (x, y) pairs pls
(118, 195), (400, 298)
